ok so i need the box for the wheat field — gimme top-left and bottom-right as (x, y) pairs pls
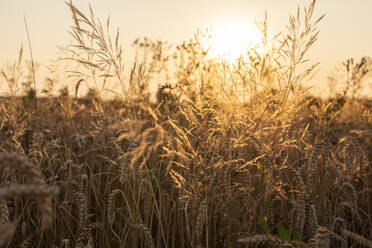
(0, 0), (371, 247)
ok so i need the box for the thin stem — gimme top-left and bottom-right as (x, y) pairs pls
(23, 15), (37, 98)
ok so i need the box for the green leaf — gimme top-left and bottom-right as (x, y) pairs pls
(276, 224), (290, 241)
(256, 214), (269, 234)
(265, 196), (271, 210)
(292, 231), (301, 241)
(151, 172), (156, 180)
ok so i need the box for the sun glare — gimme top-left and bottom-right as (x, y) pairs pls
(205, 21), (262, 62)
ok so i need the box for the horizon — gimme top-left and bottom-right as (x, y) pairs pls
(1, 0), (372, 96)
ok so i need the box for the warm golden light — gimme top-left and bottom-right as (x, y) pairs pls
(205, 21), (262, 61)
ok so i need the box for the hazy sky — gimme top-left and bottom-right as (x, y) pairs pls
(1, 0), (372, 92)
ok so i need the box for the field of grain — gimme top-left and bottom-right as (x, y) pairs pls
(0, 1), (371, 247)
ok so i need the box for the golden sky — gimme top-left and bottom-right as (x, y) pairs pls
(1, 0), (372, 94)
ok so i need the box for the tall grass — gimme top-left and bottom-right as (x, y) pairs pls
(0, 0), (371, 247)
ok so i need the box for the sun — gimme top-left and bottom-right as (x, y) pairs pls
(205, 20), (262, 62)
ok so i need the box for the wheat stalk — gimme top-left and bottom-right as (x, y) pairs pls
(309, 204), (318, 238)
(295, 170), (306, 239)
(342, 228), (372, 248)
(0, 153), (58, 231)
(195, 199), (207, 246)
(0, 222), (16, 246)
(107, 188), (121, 225)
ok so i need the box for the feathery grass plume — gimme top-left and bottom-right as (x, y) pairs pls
(115, 107), (169, 170)
(0, 45), (24, 99)
(65, 0), (128, 102)
(0, 0), (371, 246)
(276, 0), (325, 111)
